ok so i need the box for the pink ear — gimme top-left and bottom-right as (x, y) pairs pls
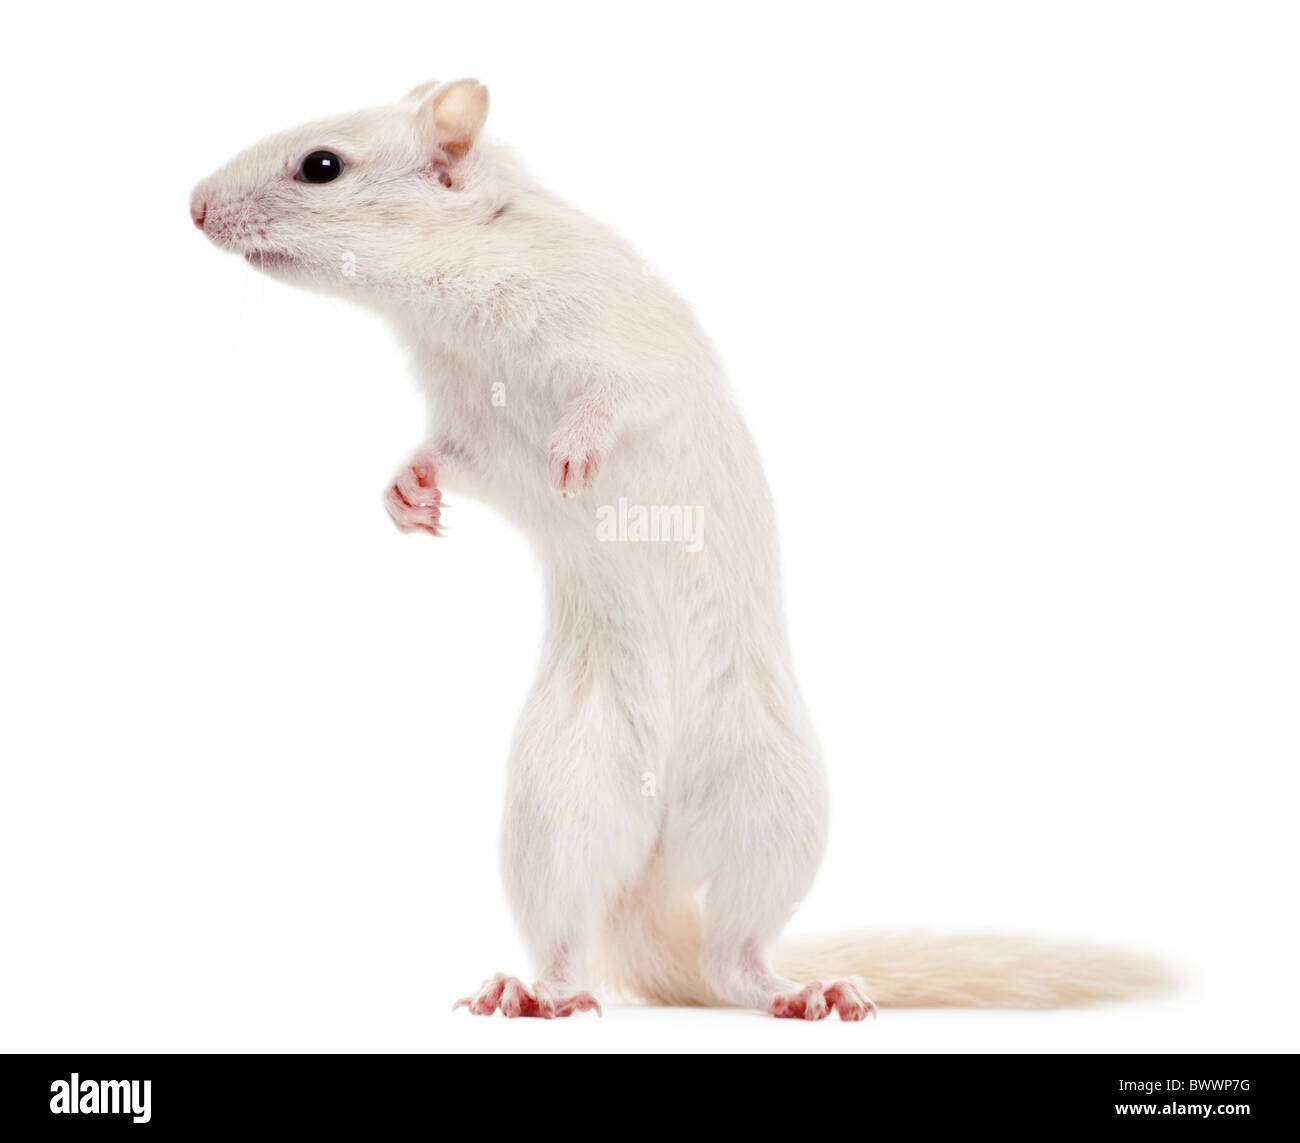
(420, 79), (490, 162)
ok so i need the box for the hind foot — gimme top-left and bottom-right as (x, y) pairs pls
(771, 978), (877, 1022)
(454, 973), (602, 1019)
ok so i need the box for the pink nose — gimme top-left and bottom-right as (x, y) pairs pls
(191, 199), (207, 230)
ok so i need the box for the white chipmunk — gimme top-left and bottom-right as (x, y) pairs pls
(192, 79), (1167, 1019)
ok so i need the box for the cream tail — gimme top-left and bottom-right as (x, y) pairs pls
(598, 894), (1172, 1009)
(773, 931), (1172, 1009)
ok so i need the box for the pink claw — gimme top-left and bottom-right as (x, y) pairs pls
(454, 973), (602, 1019)
(771, 978), (876, 1022)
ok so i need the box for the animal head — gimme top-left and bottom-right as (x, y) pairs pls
(190, 79), (499, 297)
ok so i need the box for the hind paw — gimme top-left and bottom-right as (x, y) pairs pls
(453, 973), (602, 1019)
(771, 978), (876, 1022)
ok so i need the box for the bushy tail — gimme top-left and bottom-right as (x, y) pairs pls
(774, 931), (1173, 1008)
(598, 882), (1173, 1008)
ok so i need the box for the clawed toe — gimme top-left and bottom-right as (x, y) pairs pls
(771, 978), (876, 1022)
(454, 973), (602, 1019)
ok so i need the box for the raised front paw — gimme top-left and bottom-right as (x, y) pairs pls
(453, 972), (602, 1019)
(548, 441), (602, 498)
(548, 412), (609, 498)
(385, 452), (444, 537)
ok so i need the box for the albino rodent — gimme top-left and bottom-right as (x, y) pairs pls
(191, 79), (1167, 1019)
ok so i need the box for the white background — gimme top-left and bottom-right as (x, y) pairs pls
(1, 1), (1296, 1054)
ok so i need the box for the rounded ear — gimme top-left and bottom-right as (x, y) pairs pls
(418, 78), (490, 161)
(403, 79), (440, 102)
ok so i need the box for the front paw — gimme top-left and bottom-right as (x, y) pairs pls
(549, 445), (601, 498)
(548, 423), (606, 498)
(385, 452), (444, 537)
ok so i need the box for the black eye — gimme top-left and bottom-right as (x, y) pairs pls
(298, 150), (344, 183)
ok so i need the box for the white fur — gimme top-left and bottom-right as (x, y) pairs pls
(192, 80), (1170, 1017)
